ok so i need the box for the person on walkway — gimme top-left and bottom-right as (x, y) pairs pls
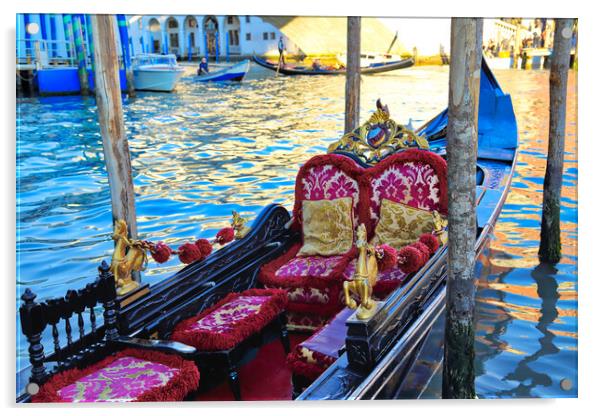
(198, 57), (209, 75)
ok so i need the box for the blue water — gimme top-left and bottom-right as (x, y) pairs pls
(16, 64), (577, 398)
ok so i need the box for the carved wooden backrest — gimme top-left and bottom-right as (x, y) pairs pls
(19, 261), (119, 385)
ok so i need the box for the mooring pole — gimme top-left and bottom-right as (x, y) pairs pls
(538, 19), (574, 264)
(85, 14), (95, 71)
(443, 17), (483, 399)
(116, 14), (136, 97)
(345, 16), (361, 133)
(62, 14), (75, 60)
(90, 14), (139, 277)
(512, 22), (522, 69)
(72, 14), (89, 95)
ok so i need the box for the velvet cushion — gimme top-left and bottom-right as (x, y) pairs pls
(372, 198), (436, 250)
(170, 288), (287, 351)
(298, 197), (354, 257)
(32, 348), (200, 403)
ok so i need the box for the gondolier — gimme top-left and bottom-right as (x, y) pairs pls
(278, 36), (285, 67)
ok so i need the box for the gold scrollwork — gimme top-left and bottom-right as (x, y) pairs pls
(327, 100), (429, 165)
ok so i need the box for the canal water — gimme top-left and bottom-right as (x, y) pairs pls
(16, 64), (577, 398)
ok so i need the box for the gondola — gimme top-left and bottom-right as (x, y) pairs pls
(195, 60), (251, 82)
(252, 55), (415, 75)
(17, 58), (517, 403)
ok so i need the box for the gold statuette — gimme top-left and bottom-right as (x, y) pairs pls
(343, 224), (378, 320)
(110, 220), (147, 296)
(231, 210), (251, 240)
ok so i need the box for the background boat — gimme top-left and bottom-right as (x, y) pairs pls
(133, 54), (185, 92)
(195, 60), (250, 82)
(252, 55), (414, 75)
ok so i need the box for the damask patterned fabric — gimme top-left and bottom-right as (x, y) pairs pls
(286, 286), (333, 305)
(298, 163), (361, 227)
(57, 356), (180, 403)
(298, 197), (354, 257)
(170, 288), (287, 351)
(369, 161), (442, 225)
(32, 348), (200, 403)
(276, 254), (349, 280)
(191, 295), (270, 334)
(372, 198), (436, 250)
(343, 258), (409, 299)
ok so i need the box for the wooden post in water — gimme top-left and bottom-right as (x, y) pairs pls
(512, 22), (522, 69)
(443, 17), (483, 399)
(90, 15), (139, 273)
(538, 19), (574, 264)
(344, 17), (361, 133)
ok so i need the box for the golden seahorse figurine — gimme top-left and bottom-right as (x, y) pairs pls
(343, 224), (379, 320)
(110, 219), (147, 296)
(432, 210), (448, 245)
(231, 211), (251, 240)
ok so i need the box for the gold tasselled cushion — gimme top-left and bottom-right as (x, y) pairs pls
(298, 197), (354, 257)
(372, 198), (436, 250)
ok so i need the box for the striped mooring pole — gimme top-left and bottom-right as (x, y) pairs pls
(85, 14), (95, 71)
(116, 14), (135, 97)
(62, 14), (74, 59)
(72, 14), (90, 95)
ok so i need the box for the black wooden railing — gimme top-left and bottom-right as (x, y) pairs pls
(19, 260), (118, 386)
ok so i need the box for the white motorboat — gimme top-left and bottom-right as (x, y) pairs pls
(132, 54), (185, 92)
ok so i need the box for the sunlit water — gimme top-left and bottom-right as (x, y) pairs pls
(16, 64), (577, 398)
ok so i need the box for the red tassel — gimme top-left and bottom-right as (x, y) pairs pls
(398, 246), (423, 274)
(410, 241), (430, 263)
(195, 238), (213, 260)
(178, 242), (201, 264)
(419, 233), (440, 255)
(215, 227), (235, 245)
(375, 244), (398, 271)
(151, 242), (172, 264)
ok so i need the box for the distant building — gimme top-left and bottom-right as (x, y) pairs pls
(127, 15), (300, 59)
(16, 14), (298, 64)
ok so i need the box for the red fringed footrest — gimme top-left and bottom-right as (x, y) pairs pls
(170, 288), (288, 351)
(287, 308), (355, 386)
(32, 348), (200, 403)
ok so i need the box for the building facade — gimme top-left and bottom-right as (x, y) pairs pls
(128, 15), (298, 59)
(16, 14), (297, 64)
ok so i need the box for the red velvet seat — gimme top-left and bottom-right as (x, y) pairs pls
(32, 348), (200, 403)
(259, 150), (447, 332)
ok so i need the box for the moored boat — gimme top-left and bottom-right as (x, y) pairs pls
(252, 55), (415, 75)
(132, 54), (185, 92)
(336, 52), (405, 68)
(195, 60), (251, 82)
(17, 58), (517, 403)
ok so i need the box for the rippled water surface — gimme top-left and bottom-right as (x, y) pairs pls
(16, 64), (577, 398)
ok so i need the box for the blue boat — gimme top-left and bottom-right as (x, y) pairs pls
(196, 60), (250, 82)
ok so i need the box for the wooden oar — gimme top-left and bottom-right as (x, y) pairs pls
(386, 31), (399, 55)
(276, 52), (282, 76)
